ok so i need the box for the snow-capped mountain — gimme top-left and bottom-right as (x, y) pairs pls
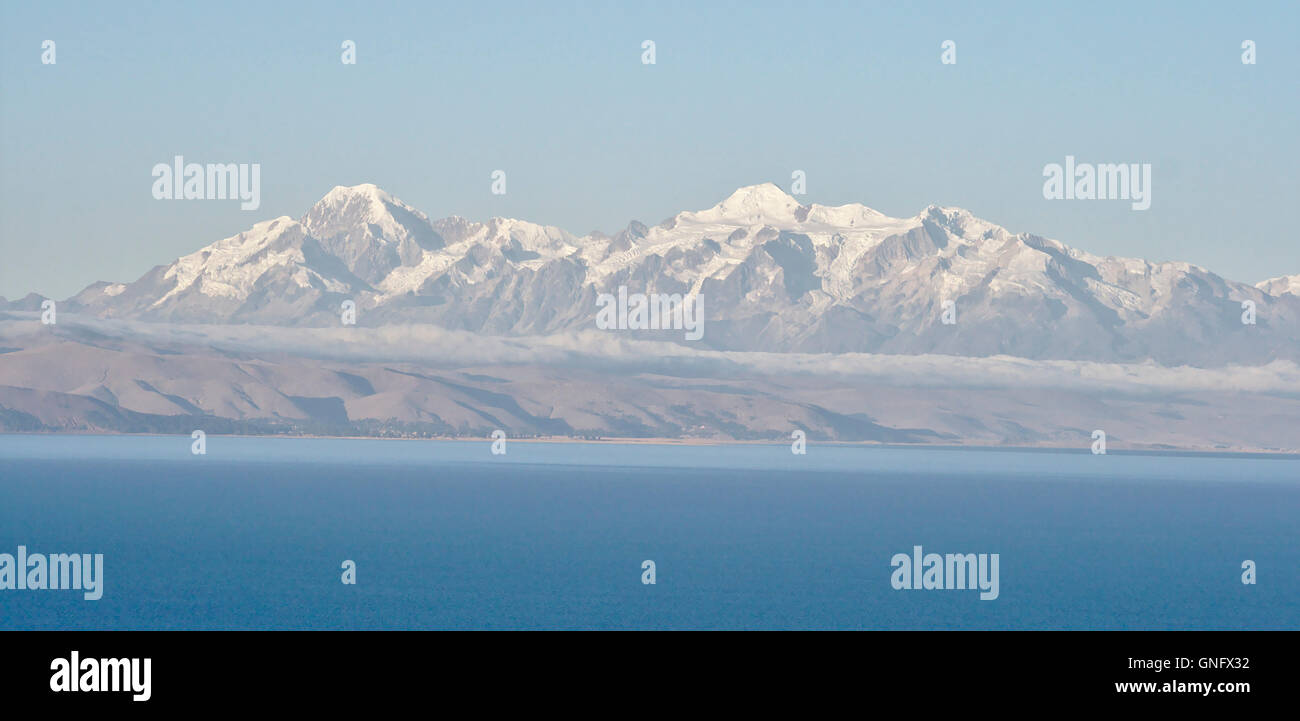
(1258, 274), (1300, 298)
(302, 183), (445, 285)
(63, 183), (1300, 365)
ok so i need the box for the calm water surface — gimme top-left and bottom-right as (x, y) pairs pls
(1, 435), (1295, 629)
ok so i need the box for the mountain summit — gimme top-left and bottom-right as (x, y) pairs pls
(54, 184), (1300, 366)
(689, 182), (803, 224)
(302, 184), (445, 284)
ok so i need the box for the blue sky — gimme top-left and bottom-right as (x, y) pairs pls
(2, 0), (1297, 299)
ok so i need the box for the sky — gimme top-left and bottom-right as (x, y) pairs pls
(1, 0), (1297, 299)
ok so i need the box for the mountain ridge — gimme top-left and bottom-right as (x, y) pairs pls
(26, 183), (1300, 366)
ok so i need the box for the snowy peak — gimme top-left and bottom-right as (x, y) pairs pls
(1258, 274), (1300, 297)
(172, 215), (304, 274)
(300, 184), (443, 283)
(309, 183), (400, 213)
(915, 205), (1022, 251)
(314, 182), (394, 207)
(302, 184), (430, 241)
(688, 182), (803, 224)
(154, 216), (317, 307)
(804, 201), (891, 228)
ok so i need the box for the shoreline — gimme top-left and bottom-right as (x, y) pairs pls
(3, 430), (1297, 458)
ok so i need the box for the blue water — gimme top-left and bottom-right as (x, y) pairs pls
(1, 434), (1296, 630)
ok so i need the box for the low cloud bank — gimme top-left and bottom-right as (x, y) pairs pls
(3, 313), (1298, 397)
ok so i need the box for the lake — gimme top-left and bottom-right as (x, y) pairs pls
(1, 434), (1296, 630)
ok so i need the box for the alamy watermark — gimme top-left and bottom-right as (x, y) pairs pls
(50, 652), (150, 702)
(891, 545), (999, 601)
(1043, 156), (1151, 211)
(596, 286), (704, 341)
(0, 545), (104, 600)
(152, 155), (261, 210)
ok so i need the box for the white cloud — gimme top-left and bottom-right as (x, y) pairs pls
(3, 312), (1297, 397)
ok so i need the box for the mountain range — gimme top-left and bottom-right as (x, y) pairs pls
(3, 183), (1299, 449)
(9, 182), (1298, 367)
